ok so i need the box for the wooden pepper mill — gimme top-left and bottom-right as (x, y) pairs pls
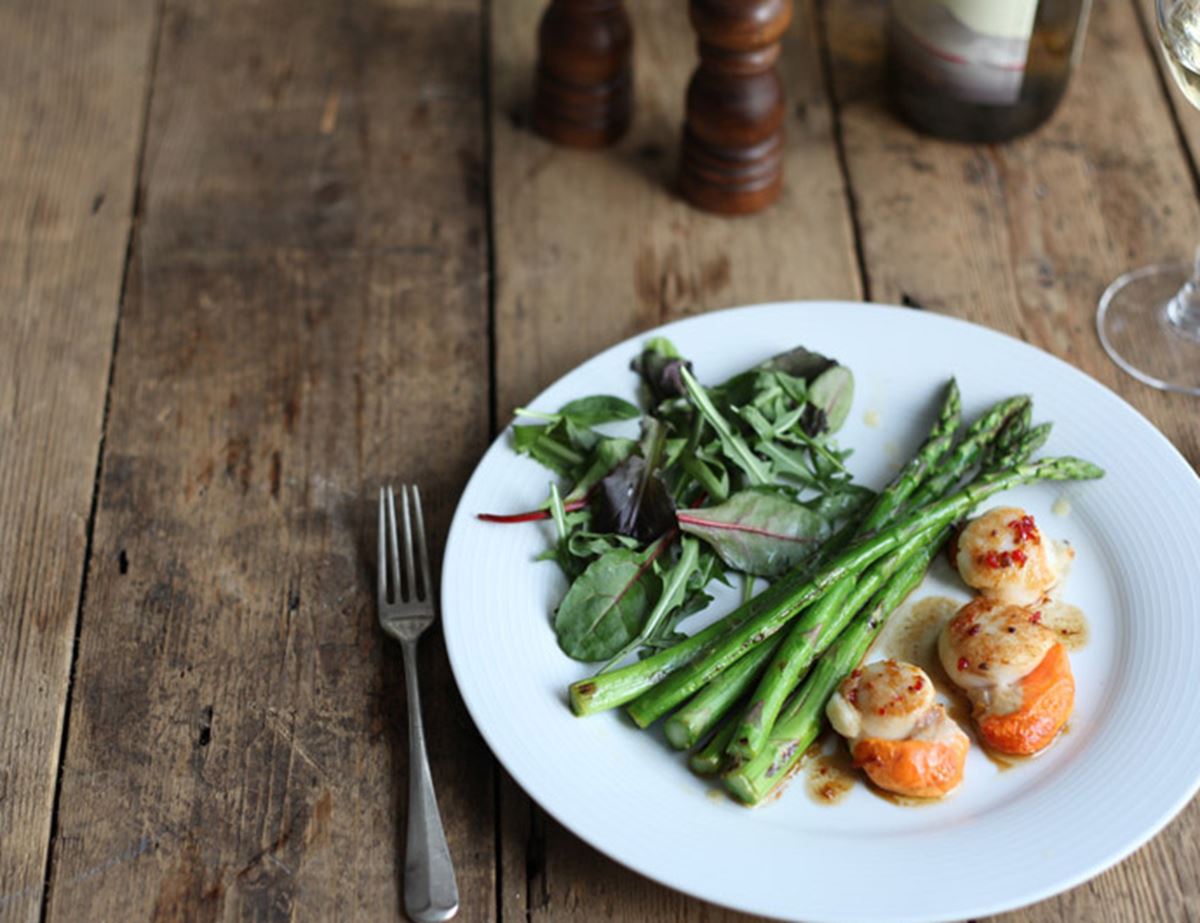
(679, 0), (792, 214)
(533, 0), (633, 148)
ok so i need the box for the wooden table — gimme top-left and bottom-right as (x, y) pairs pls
(4, 0), (1198, 919)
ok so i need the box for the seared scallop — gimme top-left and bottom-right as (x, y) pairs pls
(826, 659), (969, 798)
(939, 596), (1075, 755)
(954, 507), (1073, 606)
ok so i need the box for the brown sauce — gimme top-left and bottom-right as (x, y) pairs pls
(980, 720), (1071, 769)
(759, 741), (823, 806)
(869, 595), (971, 717)
(979, 746), (1020, 772)
(1040, 600), (1090, 652)
(803, 739), (857, 806)
(867, 785), (943, 808)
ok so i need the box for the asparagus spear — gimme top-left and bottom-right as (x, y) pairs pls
(725, 531), (925, 758)
(724, 380), (962, 758)
(902, 395), (1029, 511)
(723, 538), (940, 805)
(854, 379), (961, 533)
(723, 414), (1058, 801)
(723, 404), (1052, 757)
(674, 518), (938, 754)
(624, 456), (1102, 728)
(689, 714), (741, 775)
(664, 632), (786, 750)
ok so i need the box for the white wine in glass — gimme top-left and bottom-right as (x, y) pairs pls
(1096, 0), (1200, 394)
(1163, 0), (1200, 106)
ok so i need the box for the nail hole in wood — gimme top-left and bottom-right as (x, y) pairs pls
(198, 705), (213, 747)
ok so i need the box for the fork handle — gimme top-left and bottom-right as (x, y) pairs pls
(400, 639), (459, 922)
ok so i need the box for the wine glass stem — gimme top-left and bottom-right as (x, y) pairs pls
(1167, 246), (1200, 342)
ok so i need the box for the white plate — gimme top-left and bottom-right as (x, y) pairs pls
(442, 302), (1200, 923)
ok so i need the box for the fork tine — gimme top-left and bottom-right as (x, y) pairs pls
(377, 487), (387, 605)
(400, 486), (417, 602)
(411, 484), (433, 602)
(385, 485), (403, 602)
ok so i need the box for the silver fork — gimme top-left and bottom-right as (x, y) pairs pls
(378, 485), (459, 923)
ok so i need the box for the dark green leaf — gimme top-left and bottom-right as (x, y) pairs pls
(512, 423), (586, 476)
(681, 453), (730, 502)
(755, 345), (836, 381)
(554, 545), (663, 662)
(756, 441), (819, 488)
(680, 366), (771, 486)
(804, 484), (876, 523)
(677, 490), (829, 577)
(558, 395), (641, 427)
(564, 437), (637, 502)
(597, 537), (701, 671)
(566, 530), (640, 559)
(804, 365), (854, 434)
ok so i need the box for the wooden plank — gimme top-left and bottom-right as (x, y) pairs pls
(491, 0), (860, 919)
(42, 0), (496, 919)
(824, 0), (1200, 920)
(0, 1), (156, 919)
(1125, 4), (1200, 905)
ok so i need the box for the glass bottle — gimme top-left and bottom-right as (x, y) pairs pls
(888, 0), (1093, 142)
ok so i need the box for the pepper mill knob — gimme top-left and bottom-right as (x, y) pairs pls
(533, 0), (633, 148)
(679, 0), (792, 214)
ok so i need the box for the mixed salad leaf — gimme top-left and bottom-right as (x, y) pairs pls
(482, 339), (869, 664)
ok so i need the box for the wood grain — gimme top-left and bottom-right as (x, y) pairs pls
(4, 0), (1198, 920)
(41, 0), (496, 919)
(827, 0), (1200, 469)
(824, 0), (1200, 920)
(491, 0), (862, 421)
(0, 1), (156, 919)
(491, 0), (859, 918)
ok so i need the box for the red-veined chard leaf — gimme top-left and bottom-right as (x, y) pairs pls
(554, 539), (669, 662)
(676, 490), (829, 577)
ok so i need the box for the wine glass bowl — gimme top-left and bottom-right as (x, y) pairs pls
(1095, 0), (1200, 395)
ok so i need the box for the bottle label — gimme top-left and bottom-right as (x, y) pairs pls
(890, 0), (1040, 105)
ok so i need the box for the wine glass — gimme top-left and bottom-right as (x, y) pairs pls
(1096, 0), (1200, 395)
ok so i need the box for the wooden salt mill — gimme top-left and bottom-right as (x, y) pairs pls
(533, 0), (633, 148)
(679, 0), (792, 214)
